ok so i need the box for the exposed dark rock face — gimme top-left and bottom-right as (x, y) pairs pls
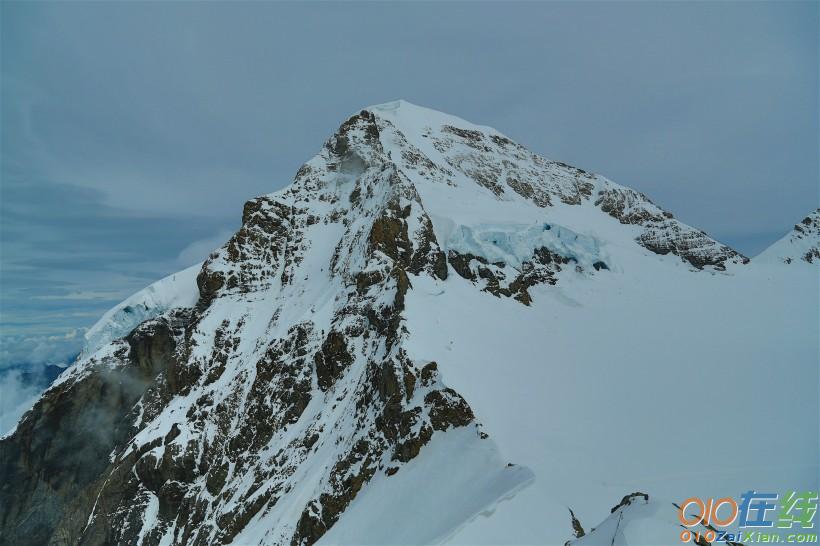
(367, 194), (448, 281)
(314, 331), (353, 391)
(386, 103), (745, 275)
(425, 388), (474, 431)
(568, 508), (585, 538)
(128, 319), (175, 378)
(610, 491), (649, 513)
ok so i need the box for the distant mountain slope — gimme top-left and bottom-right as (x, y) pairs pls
(756, 208), (820, 265)
(1, 101), (814, 546)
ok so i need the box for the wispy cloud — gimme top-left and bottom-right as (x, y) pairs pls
(0, 328), (85, 368)
(35, 290), (130, 301)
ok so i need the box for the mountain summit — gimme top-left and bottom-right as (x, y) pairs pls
(1, 102), (815, 546)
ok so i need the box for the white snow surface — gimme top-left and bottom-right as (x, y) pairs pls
(404, 260), (817, 545)
(33, 101), (819, 545)
(317, 427), (534, 546)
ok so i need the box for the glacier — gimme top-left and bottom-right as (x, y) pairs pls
(445, 222), (606, 271)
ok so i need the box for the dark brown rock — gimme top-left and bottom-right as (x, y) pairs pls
(314, 331), (354, 391)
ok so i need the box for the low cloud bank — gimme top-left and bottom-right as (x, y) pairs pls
(0, 332), (82, 436)
(0, 367), (54, 437)
(0, 329), (85, 370)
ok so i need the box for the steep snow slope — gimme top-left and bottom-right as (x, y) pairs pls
(757, 209), (820, 265)
(82, 263), (202, 356)
(405, 256), (817, 545)
(1, 101), (815, 546)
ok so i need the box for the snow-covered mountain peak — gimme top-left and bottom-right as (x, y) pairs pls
(368, 99), (495, 131)
(272, 102), (747, 275)
(8, 104), (807, 546)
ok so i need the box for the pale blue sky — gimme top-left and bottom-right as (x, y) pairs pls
(1, 1), (817, 366)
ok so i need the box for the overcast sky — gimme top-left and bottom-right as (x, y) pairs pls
(1, 1), (817, 366)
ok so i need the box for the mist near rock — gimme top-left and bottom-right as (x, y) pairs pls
(0, 370), (40, 436)
(0, 363), (66, 436)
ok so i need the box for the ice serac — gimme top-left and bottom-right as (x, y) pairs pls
(4, 101), (805, 546)
(756, 208), (820, 265)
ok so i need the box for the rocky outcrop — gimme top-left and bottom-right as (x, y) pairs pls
(568, 508), (585, 539)
(609, 492), (649, 513)
(448, 246), (576, 305)
(637, 220), (748, 270)
(792, 210), (820, 263)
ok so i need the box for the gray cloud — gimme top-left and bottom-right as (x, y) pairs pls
(0, 330), (84, 369)
(1, 1), (817, 370)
